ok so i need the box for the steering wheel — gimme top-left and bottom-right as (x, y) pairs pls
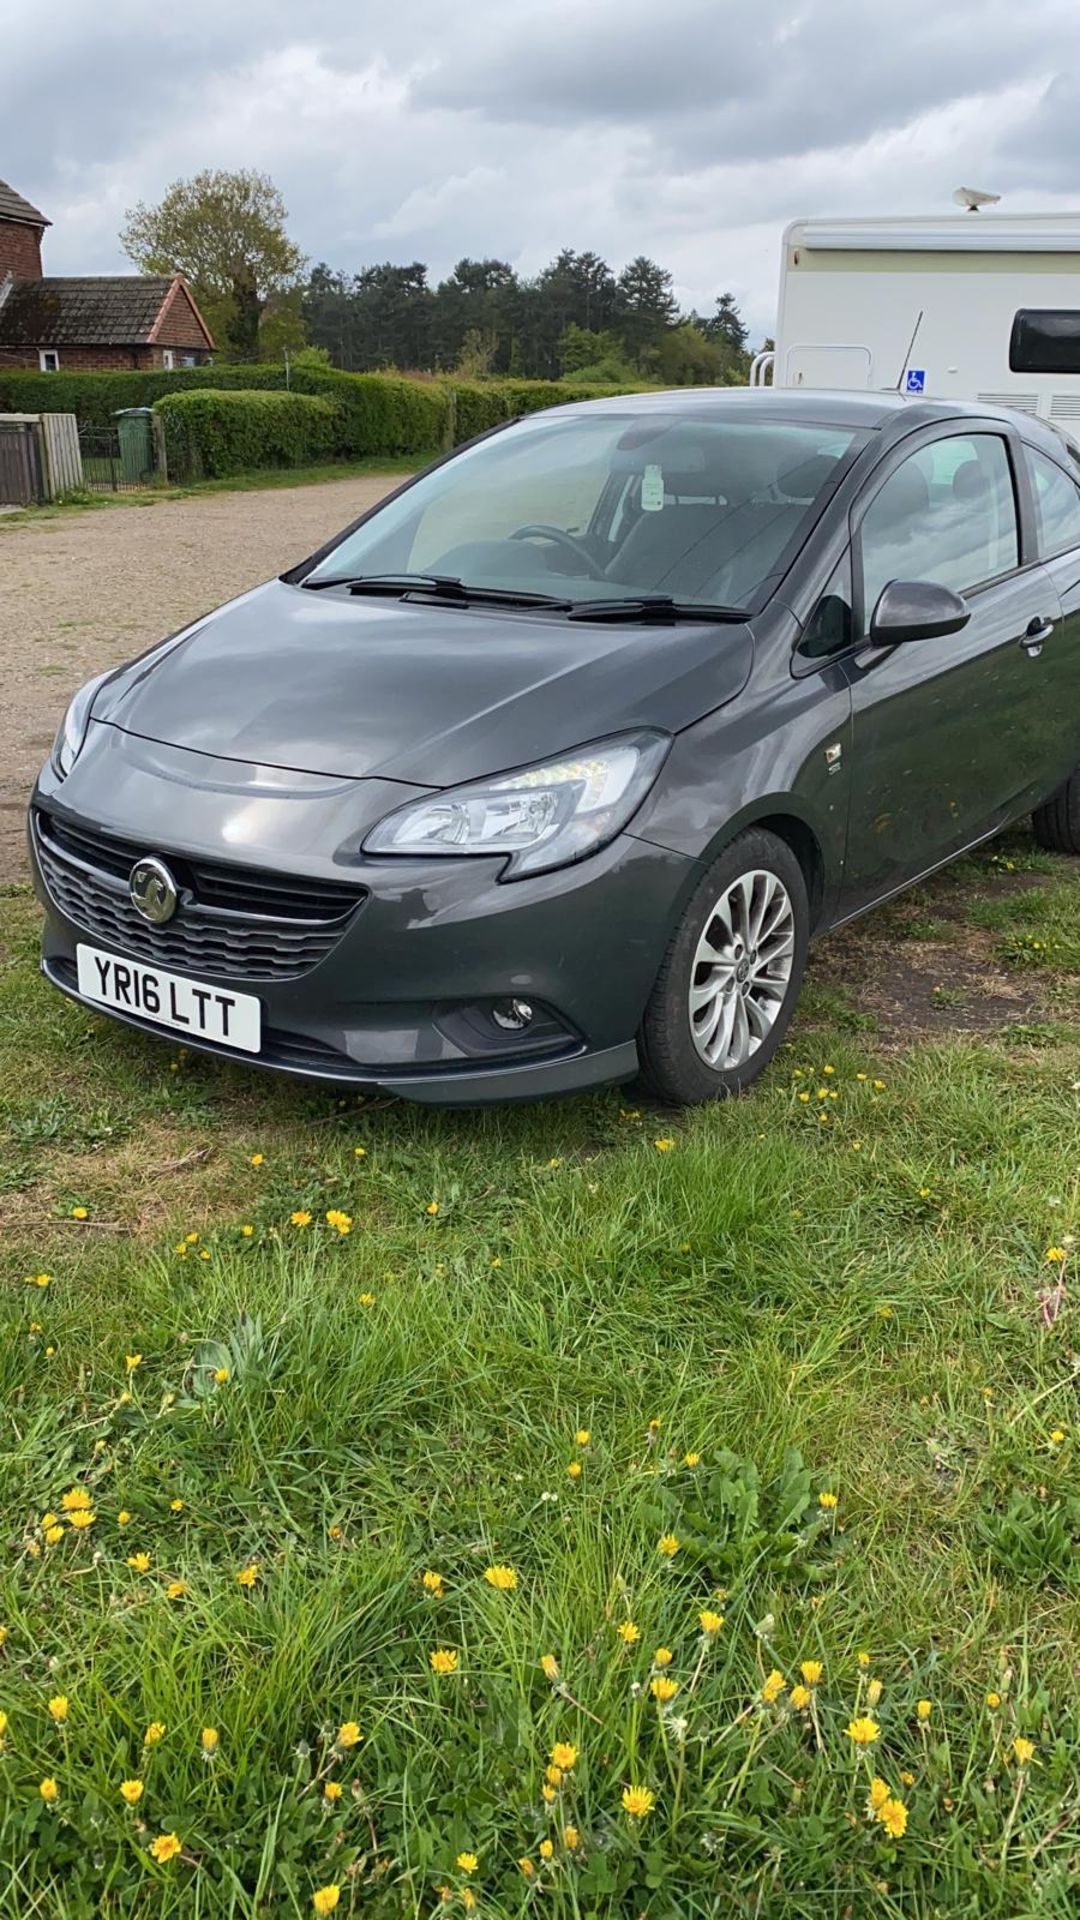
(509, 523), (607, 578)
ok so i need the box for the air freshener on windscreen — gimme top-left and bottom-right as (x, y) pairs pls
(641, 463), (664, 512)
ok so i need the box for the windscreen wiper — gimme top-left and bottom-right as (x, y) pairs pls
(301, 572), (572, 609)
(566, 596), (748, 624)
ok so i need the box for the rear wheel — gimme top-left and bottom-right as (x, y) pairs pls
(637, 828), (809, 1105)
(1032, 771), (1080, 855)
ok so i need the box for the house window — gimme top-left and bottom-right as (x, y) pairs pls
(39, 348), (59, 372)
(180, 353), (198, 367)
(1010, 310), (1080, 375)
(161, 349), (175, 371)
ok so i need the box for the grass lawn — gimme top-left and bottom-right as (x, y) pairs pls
(0, 832), (1078, 1918)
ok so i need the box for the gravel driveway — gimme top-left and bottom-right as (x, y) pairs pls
(0, 475), (399, 884)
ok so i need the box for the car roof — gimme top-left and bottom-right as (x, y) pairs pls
(542, 385), (1064, 442)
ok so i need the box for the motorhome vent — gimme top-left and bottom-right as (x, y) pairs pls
(977, 393), (1038, 413)
(1050, 395), (1080, 418)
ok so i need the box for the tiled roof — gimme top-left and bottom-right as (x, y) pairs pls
(0, 276), (177, 346)
(0, 179), (50, 228)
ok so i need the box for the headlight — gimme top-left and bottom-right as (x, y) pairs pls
(52, 673), (109, 777)
(364, 730), (670, 878)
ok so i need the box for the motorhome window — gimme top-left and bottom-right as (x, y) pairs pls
(860, 434), (1018, 617)
(1010, 310), (1080, 376)
(1024, 445), (1080, 557)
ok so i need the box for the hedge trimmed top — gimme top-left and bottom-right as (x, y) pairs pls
(0, 362), (633, 460)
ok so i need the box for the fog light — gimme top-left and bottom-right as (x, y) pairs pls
(492, 997), (534, 1031)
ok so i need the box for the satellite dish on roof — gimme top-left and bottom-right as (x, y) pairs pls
(953, 186), (1002, 212)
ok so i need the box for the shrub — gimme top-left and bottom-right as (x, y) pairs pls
(154, 389), (337, 479)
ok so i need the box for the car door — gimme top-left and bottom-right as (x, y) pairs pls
(1017, 441), (1080, 800)
(837, 425), (1058, 916)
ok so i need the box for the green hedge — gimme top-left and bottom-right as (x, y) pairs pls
(155, 389), (338, 479)
(0, 364), (642, 473)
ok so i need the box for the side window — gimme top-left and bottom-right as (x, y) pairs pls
(1010, 310), (1080, 375)
(860, 434), (1018, 620)
(1024, 445), (1080, 558)
(799, 553), (853, 661)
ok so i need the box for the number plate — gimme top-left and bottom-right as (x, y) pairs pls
(76, 945), (261, 1053)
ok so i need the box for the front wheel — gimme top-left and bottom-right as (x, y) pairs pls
(637, 829), (809, 1105)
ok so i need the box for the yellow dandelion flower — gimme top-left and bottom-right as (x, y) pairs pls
(39, 1777), (59, 1803)
(358, 1292), (375, 1308)
(575, 1429), (590, 1447)
(422, 1570), (445, 1596)
(684, 1451), (701, 1468)
(68, 1509), (94, 1531)
(117, 1511), (131, 1526)
(236, 1563), (259, 1587)
(539, 1838), (554, 1859)
(622, 1785), (655, 1819)
(169, 1499), (184, 1513)
(545, 1764), (563, 1787)
(336, 1720), (361, 1749)
(125, 1354), (142, 1374)
(166, 1581), (187, 1600)
(290, 1211), (312, 1227)
(61, 1488), (92, 1512)
(483, 1564), (517, 1591)
(324, 1209), (352, 1235)
(551, 1741), (578, 1770)
(847, 1717), (880, 1745)
(986, 1692), (1001, 1710)
(456, 1852), (478, 1874)
(45, 1524), (64, 1545)
(127, 1552), (152, 1573)
(761, 1670), (785, 1705)
(1045, 1247), (1066, 1263)
(249, 1153), (264, 1167)
(71, 1206), (88, 1221)
(353, 1145), (367, 1158)
(29, 1273), (51, 1288)
(150, 1833), (182, 1866)
(430, 1649), (458, 1675)
(542, 1783), (557, 1804)
(47, 1695), (69, 1723)
(312, 1885), (340, 1915)
(563, 1824), (580, 1850)
(240, 1225), (254, 1237)
(213, 1368), (230, 1385)
(323, 1780), (343, 1802)
(867, 1777), (891, 1813)
(699, 1610), (724, 1635)
(654, 1137), (674, 1152)
(818, 1491), (838, 1510)
(878, 1797), (908, 1839)
(900, 1769), (915, 1786)
(916, 1699), (932, 1723)
(567, 1461), (582, 1480)
(657, 1533), (680, 1557)
(650, 1675), (679, 1702)
(541, 1654), (559, 1682)
(1049, 1429), (1066, 1446)
(119, 1779), (143, 1805)
(800, 1660), (823, 1686)
(789, 1684), (812, 1711)
(518, 1858), (535, 1877)
(426, 1201), (440, 1216)
(328, 1524), (344, 1541)
(653, 1646), (673, 1668)
(857, 1651), (871, 1669)
(200, 1729), (219, 1757)
(143, 1722), (165, 1745)
(618, 1621), (640, 1643)
(1012, 1736), (1035, 1766)
(198, 1248), (211, 1261)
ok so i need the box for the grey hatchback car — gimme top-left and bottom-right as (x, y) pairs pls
(29, 389), (1080, 1105)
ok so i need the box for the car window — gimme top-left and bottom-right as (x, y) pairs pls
(798, 553), (853, 661)
(860, 434), (1019, 621)
(1024, 445), (1080, 558)
(304, 411), (866, 612)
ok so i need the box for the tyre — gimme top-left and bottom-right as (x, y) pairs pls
(637, 828), (810, 1105)
(1032, 771), (1080, 855)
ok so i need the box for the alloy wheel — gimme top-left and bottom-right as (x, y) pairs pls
(687, 867), (796, 1069)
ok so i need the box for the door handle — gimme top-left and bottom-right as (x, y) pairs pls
(1022, 615), (1054, 653)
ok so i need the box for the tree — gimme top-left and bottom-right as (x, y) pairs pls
(702, 293), (749, 355)
(120, 169), (305, 361)
(615, 256), (679, 364)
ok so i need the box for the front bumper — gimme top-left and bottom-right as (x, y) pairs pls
(29, 735), (694, 1105)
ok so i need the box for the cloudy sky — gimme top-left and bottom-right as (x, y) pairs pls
(5, 0), (1080, 339)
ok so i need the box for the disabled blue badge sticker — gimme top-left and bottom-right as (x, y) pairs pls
(904, 368), (926, 394)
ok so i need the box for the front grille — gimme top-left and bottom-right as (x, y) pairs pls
(34, 810), (366, 982)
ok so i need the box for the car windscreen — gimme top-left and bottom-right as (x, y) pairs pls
(302, 411), (865, 612)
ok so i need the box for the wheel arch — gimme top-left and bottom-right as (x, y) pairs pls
(695, 805), (828, 932)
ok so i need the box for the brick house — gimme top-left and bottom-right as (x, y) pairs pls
(0, 178), (214, 371)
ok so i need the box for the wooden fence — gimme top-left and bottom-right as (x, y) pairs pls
(0, 412), (82, 503)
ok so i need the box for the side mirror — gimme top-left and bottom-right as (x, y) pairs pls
(869, 579), (971, 644)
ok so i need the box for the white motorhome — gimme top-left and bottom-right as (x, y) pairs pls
(755, 213), (1080, 431)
